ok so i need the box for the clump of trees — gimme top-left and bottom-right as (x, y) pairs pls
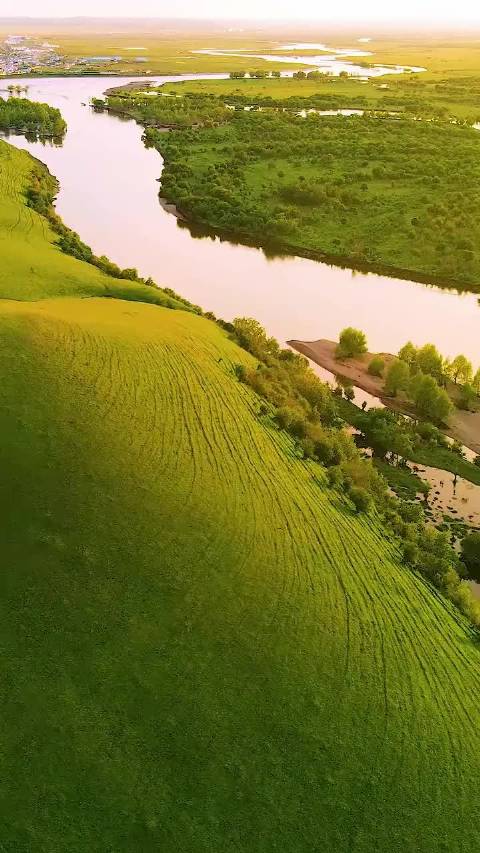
(0, 96), (66, 138)
(384, 357), (451, 423)
(461, 532), (480, 581)
(381, 338), (480, 422)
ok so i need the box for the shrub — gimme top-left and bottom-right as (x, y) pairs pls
(234, 364), (247, 382)
(327, 465), (344, 488)
(461, 532), (480, 581)
(403, 541), (419, 564)
(458, 383), (477, 411)
(368, 356), (385, 377)
(348, 486), (372, 514)
(336, 327), (368, 360)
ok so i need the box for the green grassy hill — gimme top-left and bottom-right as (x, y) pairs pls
(0, 139), (479, 852)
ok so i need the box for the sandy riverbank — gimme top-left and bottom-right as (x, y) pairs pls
(288, 338), (480, 456)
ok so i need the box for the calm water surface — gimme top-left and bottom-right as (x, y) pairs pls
(1, 75), (479, 365)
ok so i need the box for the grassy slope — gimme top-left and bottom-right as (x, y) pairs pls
(0, 140), (183, 307)
(1, 138), (480, 850)
(0, 296), (480, 852)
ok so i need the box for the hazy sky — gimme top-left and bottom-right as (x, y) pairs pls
(2, 0), (479, 25)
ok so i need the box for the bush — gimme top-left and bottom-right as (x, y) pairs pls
(461, 532), (480, 581)
(336, 327), (368, 360)
(458, 383), (477, 411)
(368, 356), (385, 377)
(348, 486), (372, 514)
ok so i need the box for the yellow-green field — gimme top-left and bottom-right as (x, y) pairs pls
(3, 24), (480, 79)
(163, 72), (480, 121)
(1, 135), (480, 850)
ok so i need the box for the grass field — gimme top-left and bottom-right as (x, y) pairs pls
(1, 295), (480, 851)
(164, 74), (480, 121)
(1, 136), (480, 850)
(3, 24), (480, 81)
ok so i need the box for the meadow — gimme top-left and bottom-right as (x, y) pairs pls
(137, 102), (480, 290)
(1, 118), (480, 849)
(165, 73), (480, 122)
(2, 294), (480, 851)
(3, 23), (480, 79)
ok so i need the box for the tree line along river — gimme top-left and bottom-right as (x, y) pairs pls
(1, 74), (479, 368)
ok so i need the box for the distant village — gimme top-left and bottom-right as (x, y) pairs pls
(0, 34), (140, 76)
(0, 34), (64, 75)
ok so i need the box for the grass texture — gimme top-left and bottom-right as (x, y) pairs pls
(0, 138), (479, 851)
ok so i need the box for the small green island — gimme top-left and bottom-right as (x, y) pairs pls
(0, 94), (66, 137)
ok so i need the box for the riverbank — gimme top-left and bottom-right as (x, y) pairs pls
(289, 338), (480, 455)
(161, 200), (480, 295)
(102, 95), (480, 296)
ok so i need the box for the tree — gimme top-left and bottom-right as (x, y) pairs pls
(461, 532), (480, 581)
(458, 383), (476, 411)
(398, 341), (418, 370)
(233, 317), (278, 360)
(335, 327), (367, 359)
(356, 409), (412, 459)
(367, 356), (385, 377)
(472, 368), (480, 395)
(447, 354), (473, 385)
(416, 343), (444, 381)
(348, 486), (372, 513)
(409, 374), (452, 423)
(384, 360), (410, 397)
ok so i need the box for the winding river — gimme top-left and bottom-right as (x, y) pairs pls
(2, 73), (480, 594)
(1, 74), (479, 366)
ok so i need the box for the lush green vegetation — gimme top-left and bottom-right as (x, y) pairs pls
(336, 386), (480, 487)
(230, 318), (479, 625)
(109, 90), (480, 290)
(373, 458), (430, 500)
(461, 533), (480, 580)
(166, 73), (480, 123)
(2, 106), (480, 848)
(0, 96), (66, 137)
(3, 294), (479, 850)
(94, 91), (229, 128)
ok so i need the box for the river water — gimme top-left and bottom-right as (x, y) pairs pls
(1, 74), (479, 366)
